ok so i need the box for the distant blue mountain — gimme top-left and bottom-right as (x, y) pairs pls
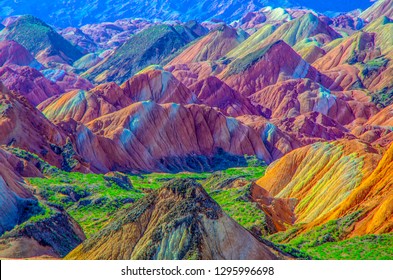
(295, 0), (374, 12)
(0, 0), (375, 27)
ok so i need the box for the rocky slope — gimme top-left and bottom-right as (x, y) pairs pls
(39, 83), (131, 124)
(73, 102), (273, 173)
(0, 210), (86, 259)
(0, 83), (88, 171)
(84, 24), (200, 84)
(255, 140), (381, 227)
(219, 40), (333, 96)
(0, 40), (41, 68)
(169, 24), (248, 65)
(0, 148), (39, 235)
(66, 179), (290, 260)
(360, 0), (393, 23)
(189, 76), (260, 117)
(121, 66), (197, 104)
(0, 15), (83, 66)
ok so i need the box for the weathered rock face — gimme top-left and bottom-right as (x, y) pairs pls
(169, 24), (247, 65)
(166, 61), (225, 87)
(297, 45), (326, 64)
(365, 104), (393, 127)
(0, 65), (61, 106)
(250, 182), (297, 233)
(0, 83), (88, 171)
(84, 24), (200, 84)
(0, 15), (83, 66)
(121, 67), (197, 104)
(0, 148), (38, 235)
(330, 14), (364, 32)
(66, 179), (290, 260)
(255, 140), (381, 226)
(314, 32), (380, 72)
(232, 11), (267, 31)
(189, 76), (260, 117)
(318, 141), (393, 236)
(59, 27), (98, 54)
(76, 102), (272, 172)
(237, 115), (302, 160)
(0, 64), (92, 106)
(40, 83), (131, 124)
(41, 69), (93, 93)
(360, 0), (393, 22)
(263, 13), (341, 47)
(219, 41), (333, 97)
(0, 40), (41, 68)
(249, 79), (378, 126)
(351, 104), (393, 147)
(272, 112), (354, 146)
(314, 16), (393, 94)
(0, 211), (86, 259)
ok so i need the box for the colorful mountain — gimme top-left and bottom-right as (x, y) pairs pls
(0, 147), (37, 235)
(1, 1), (393, 261)
(360, 0), (393, 22)
(249, 78), (378, 126)
(121, 66), (197, 104)
(255, 140), (381, 225)
(66, 179), (290, 260)
(40, 83), (129, 124)
(0, 83), (88, 171)
(219, 40), (332, 96)
(0, 65), (61, 106)
(0, 40), (41, 68)
(0, 15), (83, 66)
(169, 24), (248, 65)
(77, 102), (272, 172)
(189, 76), (260, 117)
(265, 13), (341, 47)
(84, 24), (200, 84)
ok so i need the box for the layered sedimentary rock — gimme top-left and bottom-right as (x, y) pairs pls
(255, 140), (381, 225)
(0, 148), (37, 235)
(0, 65), (61, 106)
(40, 83), (131, 124)
(121, 66), (197, 104)
(189, 76), (260, 117)
(249, 79), (378, 126)
(316, 141), (393, 236)
(0, 83), (88, 171)
(74, 102), (272, 172)
(0, 40), (41, 68)
(66, 179), (289, 260)
(360, 0), (393, 22)
(219, 40), (333, 96)
(169, 24), (247, 65)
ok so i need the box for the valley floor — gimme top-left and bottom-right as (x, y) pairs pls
(4, 163), (389, 260)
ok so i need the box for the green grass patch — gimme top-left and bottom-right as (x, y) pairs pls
(360, 56), (389, 78)
(371, 87), (393, 108)
(27, 172), (144, 237)
(269, 211), (362, 249)
(25, 163), (267, 237)
(1, 15), (82, 60)
(265, 211), (385, 260)
(307, 234), (393, 260)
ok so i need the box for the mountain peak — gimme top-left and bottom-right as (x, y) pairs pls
(66, 178), (289, 260)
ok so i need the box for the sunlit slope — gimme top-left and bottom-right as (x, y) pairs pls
(256, 140), (381, 224)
